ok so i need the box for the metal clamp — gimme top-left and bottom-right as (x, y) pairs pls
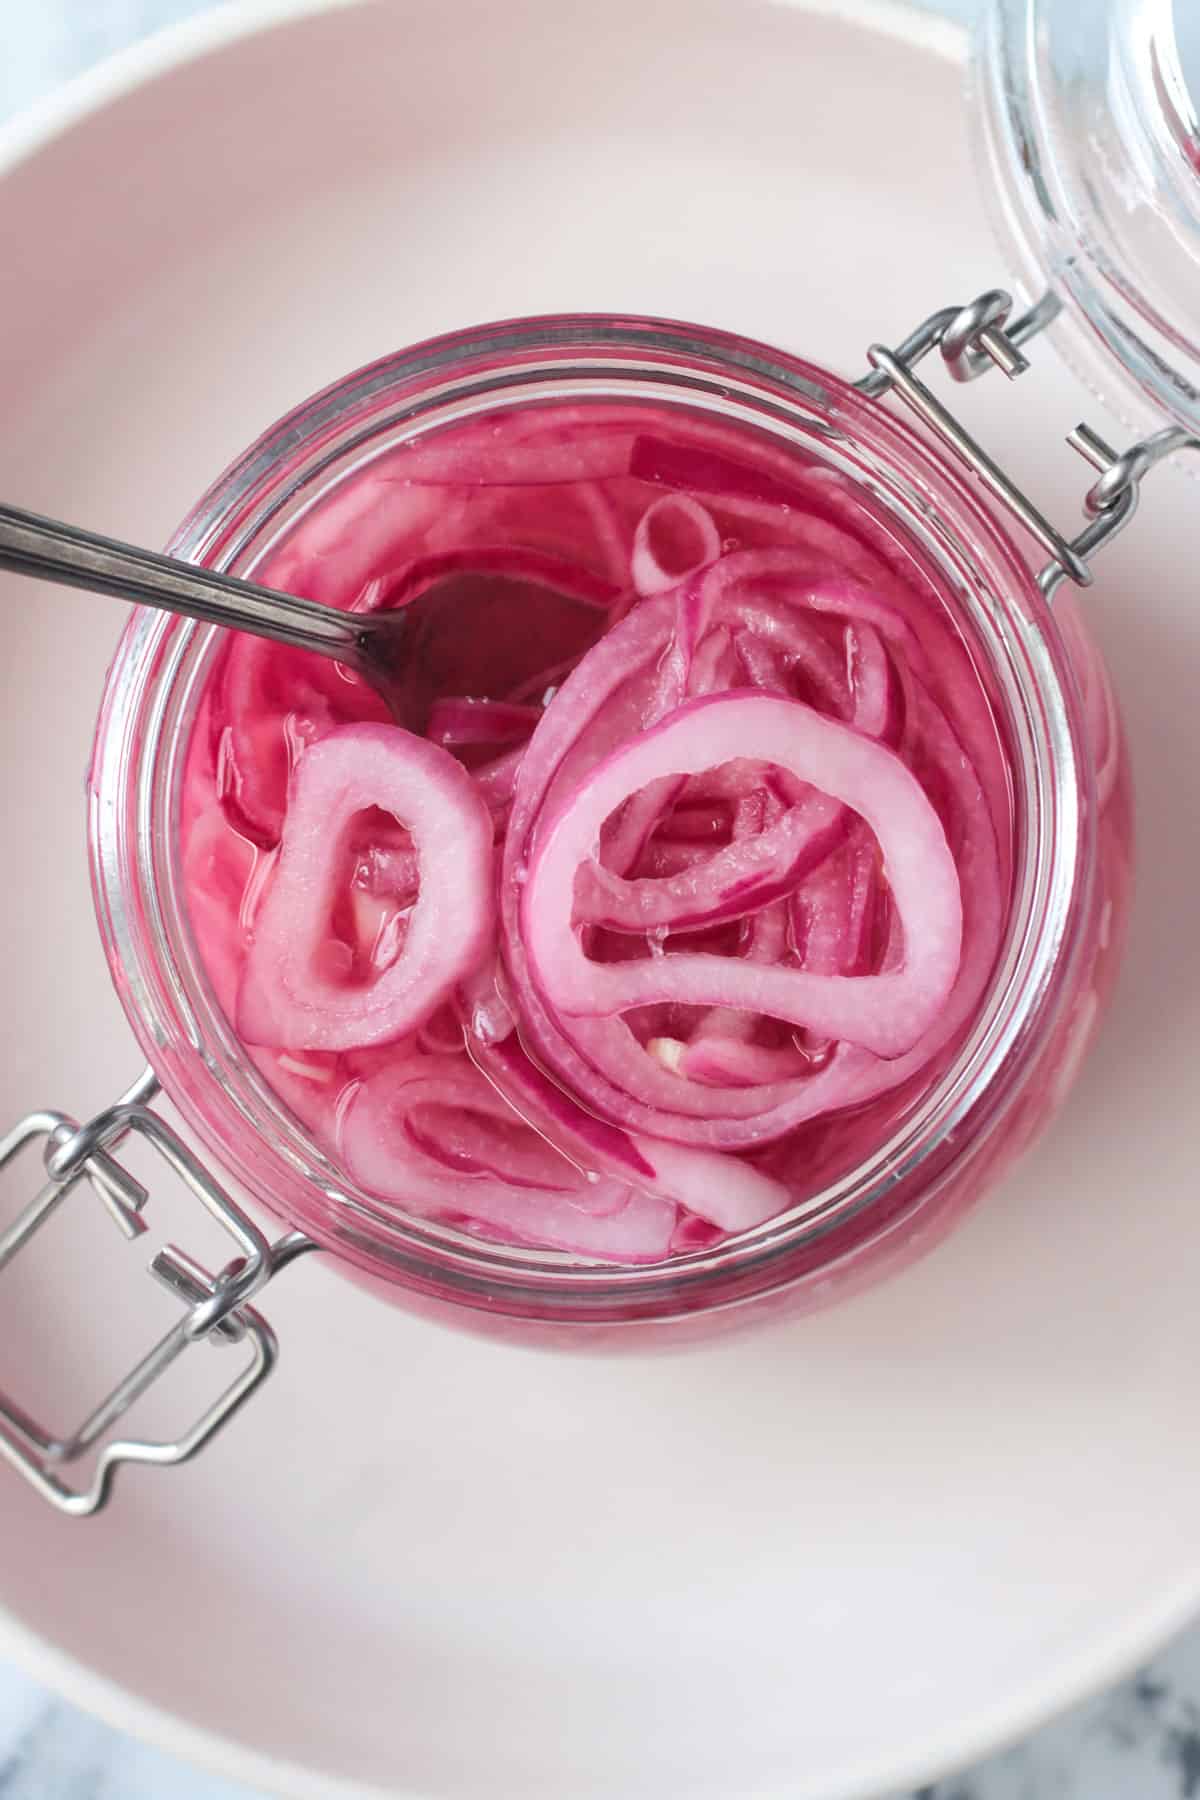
(856, 289), (1200, 598)
(0, 1070), (315, 1517)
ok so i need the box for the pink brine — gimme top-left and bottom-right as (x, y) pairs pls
(180, 399), (1126, 1265)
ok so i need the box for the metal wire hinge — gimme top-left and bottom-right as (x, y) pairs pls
(0, 1070), (315, 1517)
(856, 289), (1200, 598)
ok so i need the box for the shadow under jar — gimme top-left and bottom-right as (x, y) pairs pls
(88, 317), (1130, 1340)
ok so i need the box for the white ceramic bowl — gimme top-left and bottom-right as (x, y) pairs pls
(1, 3), (1198, 1796)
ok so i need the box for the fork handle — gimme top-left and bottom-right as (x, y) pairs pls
(0, 502), (366, 663)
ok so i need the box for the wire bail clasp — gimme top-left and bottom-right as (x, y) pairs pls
(857, 289), (1200, 598)
(0, 1070), (314, 1517)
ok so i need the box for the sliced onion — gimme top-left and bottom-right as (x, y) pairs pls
(845, 622), (898, 741)
(469, 1031), (786, 1233)
(578, 481), (634, 591)
(473, 745), (527, 816)
(498, 627), (993, 1146)
(576, 789), (845, 932)
(427, 697), (543, 750)
(632, 1135), (787, 1233)
(382, 545), (618, 613)
(631, 495), (722, 597)
(654, 803), (731, 844)
(339, 1057), (676, 1262)
(522, 693), (962, 1060)
(215, 637), (389, 844)
(661, 1035), (815, 1089)
(629, 434), (813, 510)
(183, 802), (259, 1020)
(186, 399), (1017, 1246)
(239, 723), (494, 1051)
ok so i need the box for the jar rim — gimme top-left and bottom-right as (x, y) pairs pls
(88, 313), (1094, 1324)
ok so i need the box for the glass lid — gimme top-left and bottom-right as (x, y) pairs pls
(973, 0), (1200, 437)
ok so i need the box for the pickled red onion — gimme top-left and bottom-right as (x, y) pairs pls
(339, 1057), (677, 1260)
(576, 789), (845, 932)
(631, 494), (722, 597)
(522, 694), (961, 1059)
(183, 398), (1015, 1258)
(239, 724), (493, 1051)
(467, 1030), (787, 1233)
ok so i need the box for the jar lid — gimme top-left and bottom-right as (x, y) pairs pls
(973, 0), (1200, 437)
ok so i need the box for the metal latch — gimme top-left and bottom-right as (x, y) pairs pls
(856, 288), (1200, 599)
(0, 1069), (314, 1516)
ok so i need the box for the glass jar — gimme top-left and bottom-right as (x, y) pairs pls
(86, 316), (1130, 1338)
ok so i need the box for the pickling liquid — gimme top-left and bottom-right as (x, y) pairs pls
(179, 400), (1124, 1262)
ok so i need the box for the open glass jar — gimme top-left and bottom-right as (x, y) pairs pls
(1, 0), (1195, 1516)
(88, 315), (1128, 1324)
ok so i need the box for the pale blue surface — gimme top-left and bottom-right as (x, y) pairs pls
(2, 3), (1199, 1797)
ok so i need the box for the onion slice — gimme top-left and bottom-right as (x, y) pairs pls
(521, 692), (962, 1060)
(339, 1057), (677, 1262)
(631, 495), (722, 597)
(239, 723), (494, 1051)
(470, 1030), (787, 1233)
(576, 790), (845, 932)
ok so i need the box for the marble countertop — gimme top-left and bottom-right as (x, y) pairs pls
(4, 2), (1200, 1797)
